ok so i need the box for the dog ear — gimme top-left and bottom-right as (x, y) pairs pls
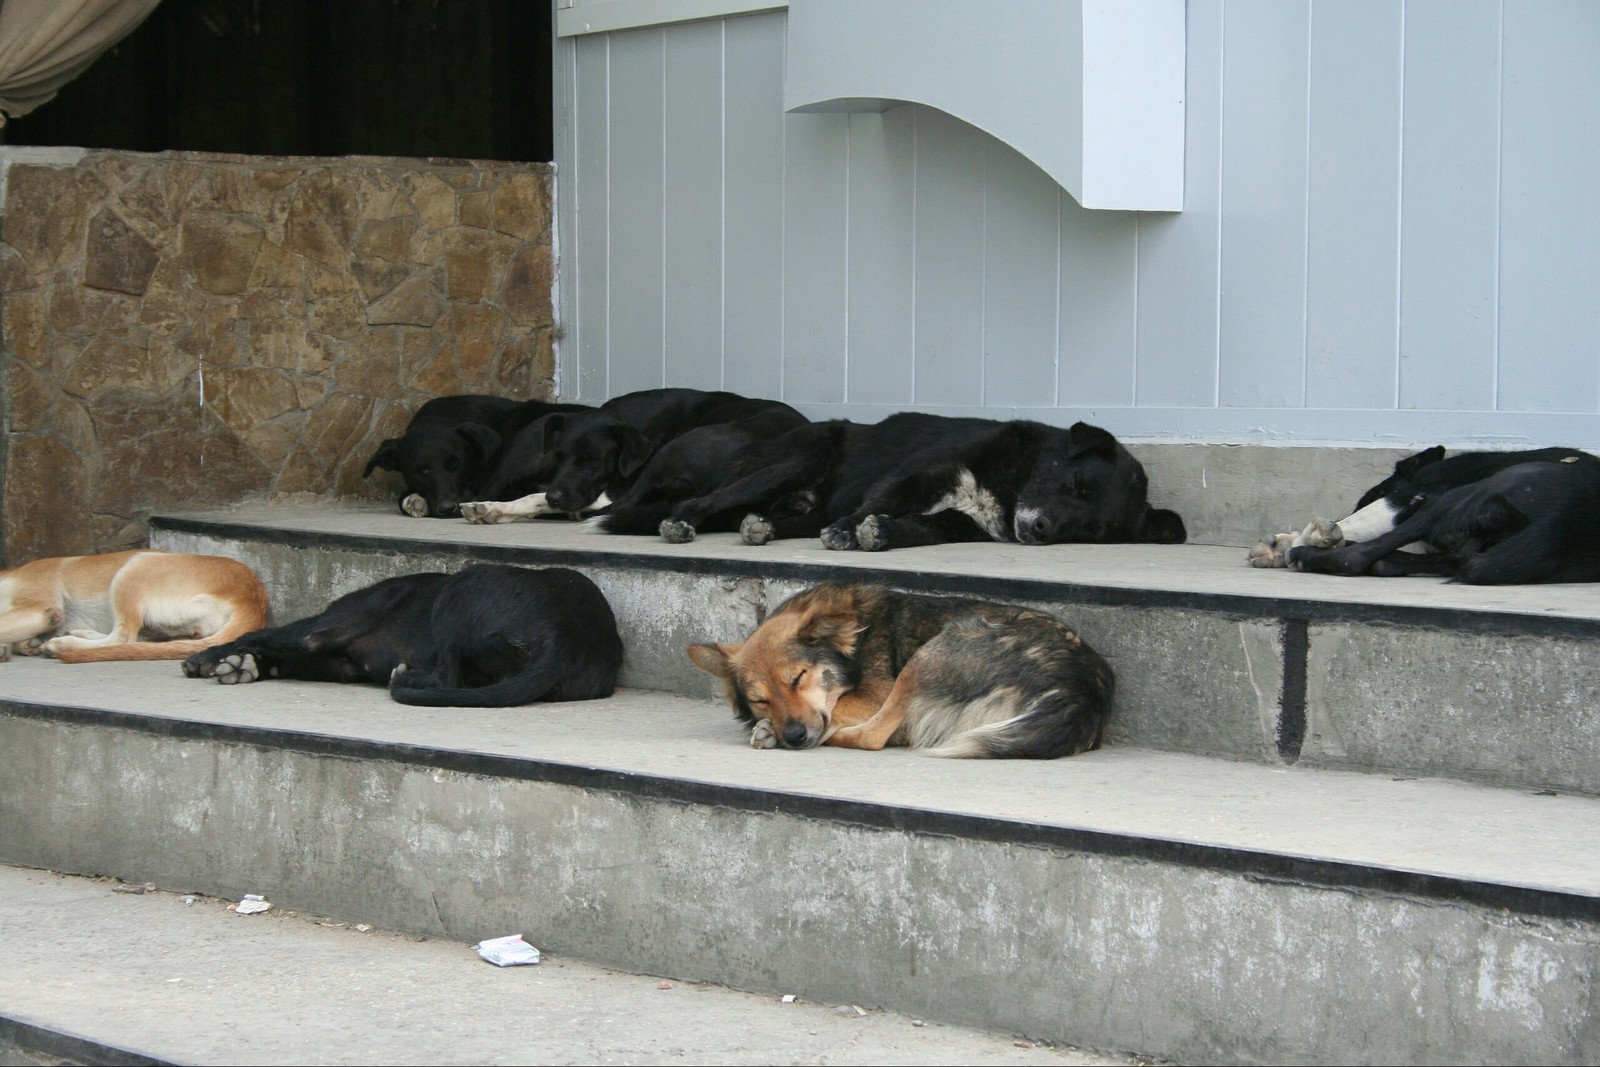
(538, 414), (569, 451)
(1065, 422), (1120, 461)
(457, 423), (502, 460)
(1393, 445), (1446, 479)
(687, 642), (738, 678)
(1141, 508), (1187, 545)
(363, 439), (401, 477)
(614, 426), (653, 478)
(800, 611), (864, 655)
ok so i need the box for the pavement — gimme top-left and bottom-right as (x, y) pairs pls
(0, 865), (1151, 1066)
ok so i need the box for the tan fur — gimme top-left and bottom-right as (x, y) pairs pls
(0, 550), (269, 663)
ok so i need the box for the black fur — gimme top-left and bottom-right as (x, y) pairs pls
(181, 565), (623, 706)
(1289, 447), (1600, 583)
(363, 396), (589, 517)
(643, 413), (1185, 551)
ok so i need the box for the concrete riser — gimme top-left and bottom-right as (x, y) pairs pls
(153, 526), (1600, 797)
(3, 711), (1595, 1066)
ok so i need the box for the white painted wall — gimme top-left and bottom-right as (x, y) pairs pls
(553, 1), (1600, 449)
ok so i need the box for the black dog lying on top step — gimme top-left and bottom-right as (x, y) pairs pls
(1250, 446), (1600, 584)
(366, 388), (1187, 552)
(182, 564), (622, 707)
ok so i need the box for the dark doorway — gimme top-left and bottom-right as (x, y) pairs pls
(2, 0), (553, 163)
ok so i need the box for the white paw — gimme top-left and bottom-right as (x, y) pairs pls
(739, 514), (774, 546)
(855, 516), (891, 552)
(1298, 517), (1344, 550)
(14, 637), (48, 658)
(213, 653), (260, 685)
(659, 519), (696, 544)
(401, 493), (430, 518)
(820, 524), (857, 551)
(1247, 533), (1296, 568)
(750, 719), (778, 749)
(460, 501), (513, 525)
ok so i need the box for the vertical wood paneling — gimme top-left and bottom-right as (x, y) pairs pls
(1218, 0), (1310, 408)
(1498, 0), (1600, 414)
(662, 21), (724, 390)
(912, 106), (986, 406)
(1304, 0), (1402, 410)
(983, 142), (1061, 406)
(782, 111), (849, 402)
(1136, 0), (1223, 408)
(572, 34), (611, 400)
(845, 107), (916, 405)
(722, 12), (785, 399)
(1059, 193), (1137, 407)
(1398, 0), (1500, 411)
(607, 28), (667, 394)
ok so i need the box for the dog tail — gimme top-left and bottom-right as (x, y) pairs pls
(595, 499), (673, 535)
(388, 647), (622, 708)
(918, 662), (1116, 760)
(54, 590), (271, 664)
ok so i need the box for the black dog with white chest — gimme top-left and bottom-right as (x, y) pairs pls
(1252, 446), (1600, 583)
(181, 564), (623, 706)
(652, 413), (1186, 551)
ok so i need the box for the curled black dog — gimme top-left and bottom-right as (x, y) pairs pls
(460, 388), (807, 525)
(1249, 446), (1600, 583)
(635, 413), (1186, 551)
(181, 564), (623, 706)
(364, 396), (589, 518)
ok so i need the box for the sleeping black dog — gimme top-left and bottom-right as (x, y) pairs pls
(613, 412), (1186, 551)
(460, 388), (808, 525)
(363, 396), (589, 518)
(1251, 446), (1600, 583)
(181, 564), (623, 706)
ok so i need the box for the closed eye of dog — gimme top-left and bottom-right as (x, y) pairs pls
(789, 669), (807, 688)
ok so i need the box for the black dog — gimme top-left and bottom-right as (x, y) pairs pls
(1252, 446), (1600, 583)
(460, 388), (807, 525)
(364, 396), (588, 518)
(181, 565), (623, 706)
(627, 413), (1185, 551)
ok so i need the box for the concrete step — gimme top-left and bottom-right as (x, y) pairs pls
(0, 865), (1131, 1067)
(151, 502), (1600, 796)
(2, 658), (1597, 1064)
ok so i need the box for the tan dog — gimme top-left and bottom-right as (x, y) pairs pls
(0, 550), (268, 663)
(689, 583), (1114, 758)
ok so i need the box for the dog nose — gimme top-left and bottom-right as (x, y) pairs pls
(782, 720), (809, 748)
(1028, 513), (1053, 542)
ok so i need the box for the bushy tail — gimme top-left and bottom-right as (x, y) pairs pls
(55, 595), (270, 664)
(918, 696), (1110, 759)
(596, 499), (674, 535)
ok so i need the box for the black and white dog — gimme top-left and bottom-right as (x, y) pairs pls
(363, 396), (589, 518)
(631, 413), (1186, 551)
(181, 565), (623, 706)
(460, 388), (807, 526)
(1250, 446), (1600, 583)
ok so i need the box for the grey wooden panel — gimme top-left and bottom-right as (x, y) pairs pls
(721, 12), (786, 400)
(845, 107), (916, 406)
(572, 34), (612, 401)
(782, 111), (849, 402)
(1498, 1), (1600, 414)
(554, 38), (579, 399)
(1218, 0), (1310, 408)
(983, 141), (1061, 407)
(662, 20), (725, 391)
(1059, 194), (1137, 407)
(911, 106), (986, 406)
(1304, 0), (1402, 410)
(1397, 0), (1500, 413)
(1136, 0), (1223, 408)
(607, 27), (668, 394)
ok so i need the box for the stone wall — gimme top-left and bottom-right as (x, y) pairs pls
(0, 148), (556, 565)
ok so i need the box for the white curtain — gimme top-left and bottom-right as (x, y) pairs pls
(0, 0), (162, 123)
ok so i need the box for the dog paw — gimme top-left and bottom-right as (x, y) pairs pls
(1298, 517), (1344, 550)
(855, 515), (892, 552)
(740, 514), (775, 546)
(659, 518), (697, 544)
(820, 523), (859, 551)
(1247, 533), (1296, 568)
(749, 719), (778, 749)
(400, 493), (430, 518)
(20, 637), (54, 658)
(212, 653), (260, 685)
(0, 645), (10, 663)
(460, 501), (514, 525)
